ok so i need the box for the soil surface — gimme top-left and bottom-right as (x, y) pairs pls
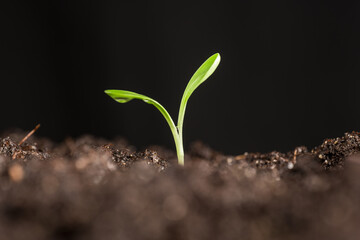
(0, 130), (360, 240)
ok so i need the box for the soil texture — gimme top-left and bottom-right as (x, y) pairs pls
(0, 130), (360, 240)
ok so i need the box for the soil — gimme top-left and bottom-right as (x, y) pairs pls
(0, 130), (360, 240)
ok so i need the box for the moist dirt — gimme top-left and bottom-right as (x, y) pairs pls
(0, 130), (360, 240)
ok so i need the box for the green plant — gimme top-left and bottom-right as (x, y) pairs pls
(105, 53), (221, 165)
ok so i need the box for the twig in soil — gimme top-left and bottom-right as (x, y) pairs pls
(293, 149), (298, 162)
(12, 124), (41, 160)
(18, 124), (41, 146)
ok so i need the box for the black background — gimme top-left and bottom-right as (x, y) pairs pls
(1, 0), (360, 154)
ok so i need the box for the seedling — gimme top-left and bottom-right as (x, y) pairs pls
(105, 53), (221, 165)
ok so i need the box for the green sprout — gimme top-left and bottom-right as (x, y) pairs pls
(105, 53), (221, 165)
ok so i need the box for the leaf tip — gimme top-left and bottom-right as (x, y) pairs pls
(104, 89), (112, 95)
(104, 89), (118, 100)
(212, 53), (221, 65)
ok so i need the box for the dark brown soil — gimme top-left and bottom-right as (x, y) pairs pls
(0, 130), (360, 240)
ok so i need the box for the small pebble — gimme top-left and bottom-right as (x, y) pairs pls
(9, 164), (24, 182)
(287, 162), (294, 169)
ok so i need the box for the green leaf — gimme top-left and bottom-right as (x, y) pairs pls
(104, 89), (184, 163)
(105, 90), (150, 104)
(181, 53), (221, 105)
(104, 90), (175, 129)
(177, 53), (221, 134)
